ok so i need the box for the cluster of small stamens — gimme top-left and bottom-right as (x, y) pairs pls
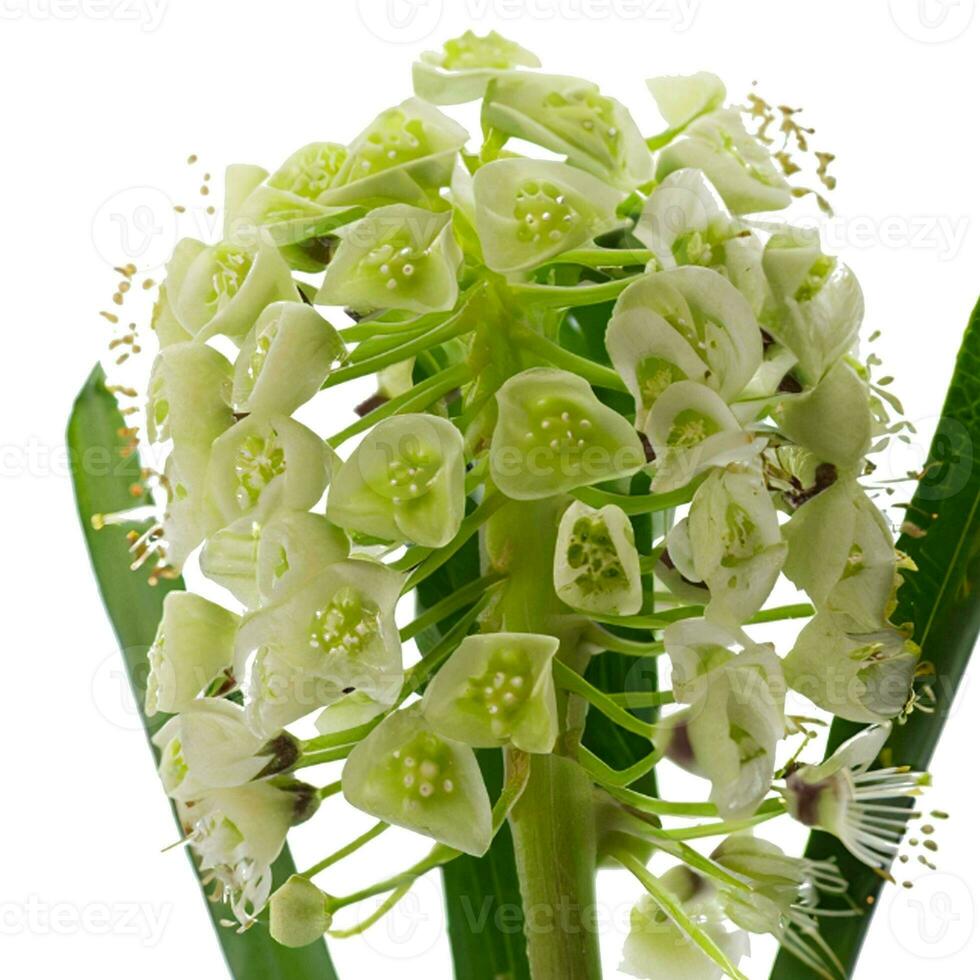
(514, 180), (577, 245)
(234, 429), (286, 508)
(207, 245), (252, 309)
(464, 647), (532, 736)
(363, 236), (426, 293)
(391, 732), (456, 802)
(566, 514), (627, 596)
(309, 587), (381, 660)
(355, 112), (427, 175)
(523, 398), (593, 457)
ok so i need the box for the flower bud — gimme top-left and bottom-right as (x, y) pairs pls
(269, 875), (333, 948)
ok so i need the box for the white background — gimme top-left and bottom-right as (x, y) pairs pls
(2, 0), (979, 977)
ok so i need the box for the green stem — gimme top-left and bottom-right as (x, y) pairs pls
(401, 592), (495, 695)
(589, 601), (815, 631)
(572, 479), (702, 515)
(511, 274), (644, 309)
(488, 498), (604, 980)
(401, 494), (506, 591)
(554, 660), (657, 739)
(326, 362), (469, 448)
(584, 623), (665, 656)
(399, 572), (505, 642)
(546, 247), (652, 269)
(323, 304), (476, 389)
(303, 822), (389, 879)
(612, 848), (750, 980)
(607, 691), (674, 709)
(516, 329), (629, 393)
(577, 744), (661, 788)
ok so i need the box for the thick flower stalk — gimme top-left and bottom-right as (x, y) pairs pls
(113, 29), (939, 979)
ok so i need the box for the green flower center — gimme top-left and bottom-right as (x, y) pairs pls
(565, 514), (628, 597)
(361, 231), (429, 293)
(514, 180), (577, 245)
(388, 731), (458, 802)
(666, 409), (721, 448)
(247, 325), (277, 386)
(442, 31), (521, 70)
(543, 88), (620, 161)
(795, 254), (836, 303)
(523, 396), (594, 458)
(464, 647), (533, 735)
(384, 447), (441, 503)
(349, 111), (429, 178)
(207, 245), (252, 311)
(720, 502), (760, 565)
(636, 356), (687, 409)
(309, 586), (382, 661)
(269, 144), (346, 200)
(234, 428), (286, 508)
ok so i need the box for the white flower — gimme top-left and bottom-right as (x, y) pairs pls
(179, 780), (311, 927)
(784, 612), (919, 724)
(676, 465), (787, 628)
(621, 867), (748, 980)
(783, 479), (905, 631)
(659, 621), (786, 818)
(784, 724), (928, 870)
(153, 699), (296, 801)
(145, 592), (239, 716)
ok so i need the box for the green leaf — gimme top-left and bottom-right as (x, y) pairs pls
(413, 523), (531, 980)
(69, 363), (337, 980)
(770, 296), (980, 979)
